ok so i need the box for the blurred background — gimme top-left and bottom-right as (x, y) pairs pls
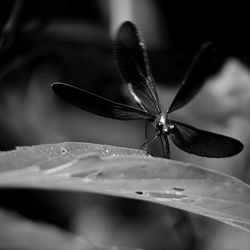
(0, 0), (250, 249)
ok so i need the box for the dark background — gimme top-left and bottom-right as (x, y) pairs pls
(1, 0), (250, 150)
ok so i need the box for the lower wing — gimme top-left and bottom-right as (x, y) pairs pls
(169, 120), (243, 158)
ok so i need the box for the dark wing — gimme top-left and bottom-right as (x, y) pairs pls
(169, 120), (243, 158)
(168, 42), (218, 114)
(114, 21), (161, 115)
(52, 83), (156, 120)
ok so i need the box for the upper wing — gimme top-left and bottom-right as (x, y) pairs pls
(168, 42), (218, 114)
(51, 83), (156, 120)
(114, 21), (161, 115)
(169, 120), (243, 158)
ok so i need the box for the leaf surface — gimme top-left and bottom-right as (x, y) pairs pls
(0, 142), (249, 233)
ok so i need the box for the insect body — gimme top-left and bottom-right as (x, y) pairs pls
(155, 114), (175, 135)
(52, 21), (243, 159)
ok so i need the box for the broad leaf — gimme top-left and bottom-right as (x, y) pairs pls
(0, 142), (249, 232)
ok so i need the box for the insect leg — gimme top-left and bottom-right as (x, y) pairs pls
(144, 119), (149, 141)
(140, 134), (159, 151)
(160, 135), (170, 159)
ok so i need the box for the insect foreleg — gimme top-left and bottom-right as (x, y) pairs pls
(144, 119), (149, 141)
(160, 135), (170, 159)
(140, 133), (158, 152)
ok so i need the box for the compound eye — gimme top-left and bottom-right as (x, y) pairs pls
(169, 124), (176, 133)
(156, 122), (164, 131)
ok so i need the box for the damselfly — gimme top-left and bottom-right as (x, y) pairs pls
(52, 21), (243, 159)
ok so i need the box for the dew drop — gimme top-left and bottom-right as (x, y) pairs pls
(172, 187), (185, 191)
(135, 191), (144, 195)
(60, 147), (67, 155)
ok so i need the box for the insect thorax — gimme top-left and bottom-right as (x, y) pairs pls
(154, 113), (175, 135)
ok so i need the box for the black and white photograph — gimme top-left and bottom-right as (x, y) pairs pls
(0, 1), (249, 249)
